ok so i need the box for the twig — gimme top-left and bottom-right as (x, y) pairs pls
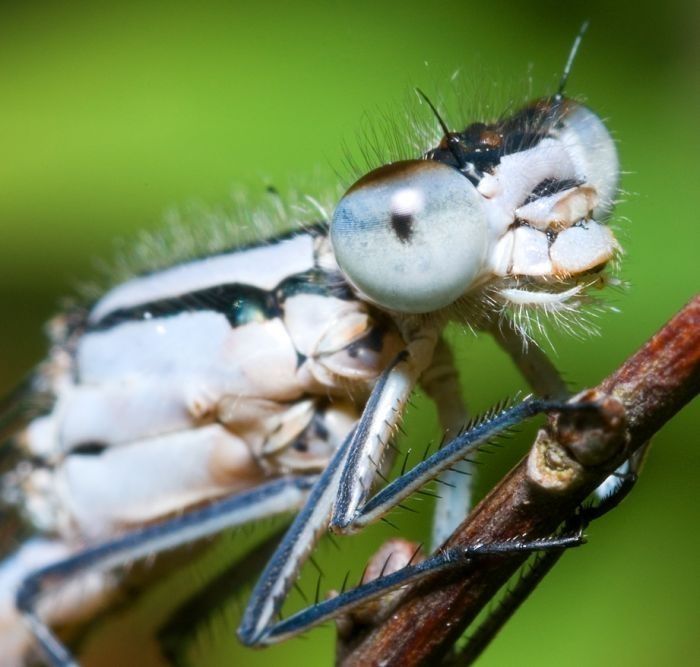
(339, 295), (700, 666)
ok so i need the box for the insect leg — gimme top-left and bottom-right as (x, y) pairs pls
(158, 527), (286, 667)
(420, 337), (473, 549)
(238, 429), (356, 646)
(257, 397), (632, 646)
(240, 334), (438, 647)
(240, 396), (584, 646)
(351, 397), (559, 530)
(454, 448), (643, 666)
(237, 347), (577, 648)
(492, 320), (646, 507)
(330, 330), (439, 532)
(593, 439), (651, 503)
(15, 475), (316, 667)
(490, 320), (569, 400)
(263, 531), (585, 644)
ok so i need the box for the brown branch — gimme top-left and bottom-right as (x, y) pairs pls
(340, 295), (700, 667)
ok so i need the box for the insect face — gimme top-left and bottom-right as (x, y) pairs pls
(331, 97), (620, 318)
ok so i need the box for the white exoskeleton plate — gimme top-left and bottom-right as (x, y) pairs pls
(0, 62), (622, 666)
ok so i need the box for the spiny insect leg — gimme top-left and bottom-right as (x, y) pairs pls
(264, 531), (585, 644)
(330, 334), (437, 532)
(350, 397), (560, 530)
(454, 448), (644, 666)
(16, 476), (315, 667)
(240, 338), (436, 647)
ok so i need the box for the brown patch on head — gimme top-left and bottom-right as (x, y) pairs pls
(345, 160), (443, 194)
(478, 129), (502, 148)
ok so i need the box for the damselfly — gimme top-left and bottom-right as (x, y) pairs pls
(0, 27), (628, 667)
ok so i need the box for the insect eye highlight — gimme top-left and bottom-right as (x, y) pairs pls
(388, 186), (424, 243)
(331, 160), (489, 314)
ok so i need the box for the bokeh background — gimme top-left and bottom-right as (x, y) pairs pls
(1, 1), (698, 666)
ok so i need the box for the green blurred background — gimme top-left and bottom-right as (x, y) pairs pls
(1, 1), (698, 665)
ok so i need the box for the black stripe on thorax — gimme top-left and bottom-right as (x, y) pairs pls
(89, 268), (356, 333)
(90, 283), (279, 331)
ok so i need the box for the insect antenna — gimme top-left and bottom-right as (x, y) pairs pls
(556, 20), (590, 99)
(415, 88), (466, 169)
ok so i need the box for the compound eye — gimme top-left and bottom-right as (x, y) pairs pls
(330, 160), (488, 314)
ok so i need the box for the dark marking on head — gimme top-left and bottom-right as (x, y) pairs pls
(525, 178), (583, 205)
(390, 212), (414, 244)
(424, 96), (574, 181)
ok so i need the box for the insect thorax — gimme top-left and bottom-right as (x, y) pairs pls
(4, 226), (404, 542)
